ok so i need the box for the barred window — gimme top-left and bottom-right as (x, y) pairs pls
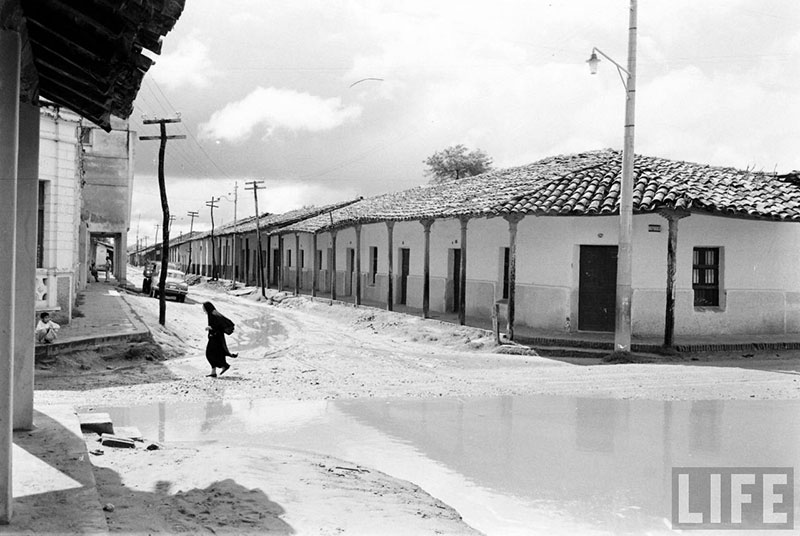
(692, 247), (720, 307)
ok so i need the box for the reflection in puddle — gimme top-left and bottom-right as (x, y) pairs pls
(91, 396), (800, 535)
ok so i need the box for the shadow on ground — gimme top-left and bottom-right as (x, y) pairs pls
(93, 468), (295, 534)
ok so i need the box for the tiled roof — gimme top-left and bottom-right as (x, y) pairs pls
(165, 198), (364, 246)
(493, 150), (800, 220)
(279, 150), (800, 234)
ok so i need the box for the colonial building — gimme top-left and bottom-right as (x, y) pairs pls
(169, 150), (800, 343)
(0, 2), (185, 519)
(35, 104), (82, 318)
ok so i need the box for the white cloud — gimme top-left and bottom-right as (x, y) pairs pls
(150, 33), (217, 90)
(198, 87), (362, 142)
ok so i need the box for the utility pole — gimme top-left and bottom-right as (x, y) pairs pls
(139, 115), (186, 326)
(136, 213), (140, 266)
(186, 210), (198, 274)
(206, 197), (219, 280)
(245, 180), (266, 297)
(230, 182), (238, 285)
(154, 223), (160, 249)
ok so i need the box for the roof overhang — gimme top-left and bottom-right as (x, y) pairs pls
(1, 0), (184, 131)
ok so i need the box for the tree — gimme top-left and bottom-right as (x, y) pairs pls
(423, 144), (493, 184)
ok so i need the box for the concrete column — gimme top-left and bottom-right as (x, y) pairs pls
(0, 29), (21, 524)
(117, 230), (127, 283)
(14, 101), (37, 431)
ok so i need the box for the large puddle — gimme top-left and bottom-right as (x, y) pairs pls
(91, 395), (800, 535)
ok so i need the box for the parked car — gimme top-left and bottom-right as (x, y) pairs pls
(149, 264), (189, 302)
(141, 263), (156, 294)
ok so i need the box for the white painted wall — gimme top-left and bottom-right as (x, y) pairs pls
(38, 106), (81, 317)
(170, 210), (800, 337)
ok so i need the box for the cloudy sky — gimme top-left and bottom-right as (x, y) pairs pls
(129, 0), (799, 242)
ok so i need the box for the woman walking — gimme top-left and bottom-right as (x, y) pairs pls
(202, 301), (237, 377)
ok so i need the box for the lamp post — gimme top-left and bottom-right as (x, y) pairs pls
(588, 0), (637, 354)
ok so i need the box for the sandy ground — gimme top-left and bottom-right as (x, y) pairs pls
(33, 269), (800, 534)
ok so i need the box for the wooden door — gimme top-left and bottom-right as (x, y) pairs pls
(399, 248), (410, 305)
(578, 245), (617, 332)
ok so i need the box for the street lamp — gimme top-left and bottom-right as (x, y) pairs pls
(588, 0), (638, 354)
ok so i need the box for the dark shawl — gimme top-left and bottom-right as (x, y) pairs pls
(203, 302), (232, 368)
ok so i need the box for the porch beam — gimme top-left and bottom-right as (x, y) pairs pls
(386, 221), (394, 311)
(660, 210), (690, 349)
(420, 219), (434, 319)
(504, 214), (524, 341)
(459, 216), (470, 325)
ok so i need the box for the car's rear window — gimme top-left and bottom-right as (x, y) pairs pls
(167, 271), (184, 279)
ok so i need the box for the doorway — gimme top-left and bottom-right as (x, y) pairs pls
(345, 248), (355, 296)
(448, 248), (462, 313)
(578, 245), (618, 332)
(399, 248), (410, 305)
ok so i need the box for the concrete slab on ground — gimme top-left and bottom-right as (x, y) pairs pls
(2, 405), (108, 535)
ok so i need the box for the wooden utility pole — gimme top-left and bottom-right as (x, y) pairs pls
(139, 116), (185, 326)
(206, 197), (219, 280)
(229, 182), (239, 284)
(186, 210), (198, 274)
(245, 180), (266, 297)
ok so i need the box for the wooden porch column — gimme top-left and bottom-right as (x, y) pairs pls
(0, 28), (20, 524)
(458, 216), (470, 325)
(660, 210), (689, 349)
(268, 233), (277, 288)
(14, 101), (38, 431)
(421, 219), (434, 319)
(278, 235), (284, 290)
(504, 214), (524, 341)
(311, 232), (318, 298)
(386, 221), (394, 311)
(294, 233), (300, 296)
(355, 225), (362, 306)
(330, 230), (338, 303)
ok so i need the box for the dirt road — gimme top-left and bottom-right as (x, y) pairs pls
(36, 279), (800, 408)
(30, 274), (800, 535)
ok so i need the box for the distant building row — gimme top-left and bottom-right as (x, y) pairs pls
(136, 150), (800, 343)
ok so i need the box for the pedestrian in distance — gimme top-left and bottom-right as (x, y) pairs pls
(104, 254), (112, 282)
(35, 312), (60, 344)
(90, 261), (99, 282)
(202, 301), (238, 378)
